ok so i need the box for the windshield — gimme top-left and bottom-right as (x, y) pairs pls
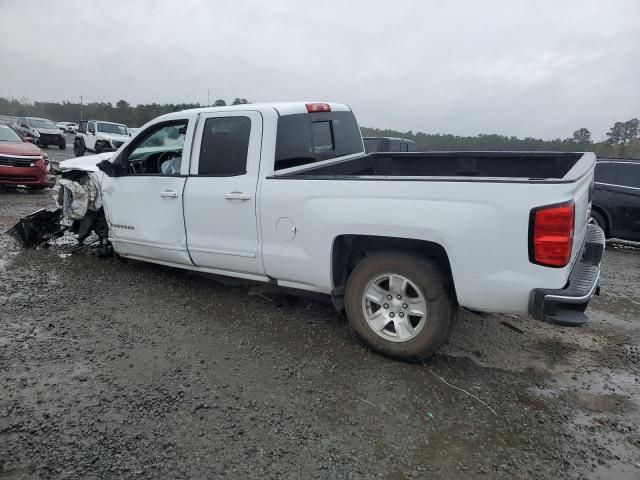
(29, 119), (57, 129)
(97, 123), (127, 135)
(0, 125), (23, 142)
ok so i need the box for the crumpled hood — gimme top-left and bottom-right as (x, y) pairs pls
(60, 152), (113, 172)
(0, 140), (43, 157)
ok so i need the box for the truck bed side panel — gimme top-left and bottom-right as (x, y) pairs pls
(259, 173), (594, 314)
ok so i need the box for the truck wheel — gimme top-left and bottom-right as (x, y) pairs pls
(95, 142), (103, 154)
(58, 138), (66, 150)
(73, 139), (85, 157)
(345, 252), (452, 362)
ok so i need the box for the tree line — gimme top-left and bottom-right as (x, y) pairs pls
(1, 97), (638, 159)
(0, 97), (249, 128)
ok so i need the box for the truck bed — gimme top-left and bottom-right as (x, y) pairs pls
(279, 151), (584, 181)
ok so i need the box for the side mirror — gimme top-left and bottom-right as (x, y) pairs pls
(23, 136), (34, 143)
(97, 159), (116, 176)
(89, 128), (95, 134)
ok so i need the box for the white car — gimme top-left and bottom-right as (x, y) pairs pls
(64, 122), (78, 134)
(73, 120), (129, 156)
(58, 101), (603, 361)
(55, 123), (67, 132)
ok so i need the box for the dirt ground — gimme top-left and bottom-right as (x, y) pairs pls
(1, 142), (639, 479)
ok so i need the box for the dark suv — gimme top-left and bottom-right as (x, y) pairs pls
(592, 158), (640, 241)
(363, 137), (417, 153)
(12, 117), (66, 149)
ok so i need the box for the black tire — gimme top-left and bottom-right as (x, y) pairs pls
(58, 138), (66, 150)
(591, 210), (608, 238)
(95, 142), (103, 154)
(345, 252), (452, 362)
(73, 139), (85, 157)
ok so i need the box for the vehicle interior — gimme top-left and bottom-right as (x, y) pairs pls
(125, 123), (187, 175)
(281, 151), (583, 180)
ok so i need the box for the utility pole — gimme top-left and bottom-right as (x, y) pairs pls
(207, 89), (210, 107)
(80, 95), (83, 121)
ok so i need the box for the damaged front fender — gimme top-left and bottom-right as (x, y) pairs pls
(6, 166), (111, 255)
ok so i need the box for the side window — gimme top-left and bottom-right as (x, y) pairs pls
(21, 119), (28, 128)
(88, 121), (95, 133)
(400, 143), (409, 152)
(595, 163), (615, 184)
(198, 117), (251, 176)
(616, 164), (640, 188)
(124, 121), (187, 176)
(389, 140), (401, 152)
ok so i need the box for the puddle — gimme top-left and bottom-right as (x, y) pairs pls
(528, 368), (640, 407)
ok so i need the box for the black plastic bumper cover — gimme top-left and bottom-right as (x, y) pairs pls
(530, 223), (605, 326)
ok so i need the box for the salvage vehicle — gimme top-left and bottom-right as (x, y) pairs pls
(12, 117), (66, 149)
(364, 137), (417, 153)
(0, 124), (55, 189)
(11, 102), (604, 361)
(592, 158), (640, 241)
(73, 120), (129, 156)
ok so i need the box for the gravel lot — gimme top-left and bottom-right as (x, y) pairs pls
(1, 141), (639, 479)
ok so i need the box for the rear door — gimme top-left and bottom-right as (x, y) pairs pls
(183, 111), (263, 273)
(85, 121), (97, 150)
(595, 161), (640, 240)
(610, 162), (640, 240)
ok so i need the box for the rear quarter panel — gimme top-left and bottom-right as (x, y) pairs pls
(259, 168), (594, 314)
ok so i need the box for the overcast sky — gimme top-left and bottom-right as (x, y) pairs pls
(1, 0), (638, 140)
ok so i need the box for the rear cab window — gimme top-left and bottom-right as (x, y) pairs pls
(274, 111), (363, 171)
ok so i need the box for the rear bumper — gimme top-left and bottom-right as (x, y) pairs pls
(530, 223), (605, 326)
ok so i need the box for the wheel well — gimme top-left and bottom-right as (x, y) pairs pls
(591, 204), (610, 236)
(331, 235), (457, 307)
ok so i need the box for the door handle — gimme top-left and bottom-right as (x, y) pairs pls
(160, 190), (179, 198)
(224, 192), (251, 201)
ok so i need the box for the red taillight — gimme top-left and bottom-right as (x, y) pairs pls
(530, 202), (575, 267)
(306, 103), (331, 113)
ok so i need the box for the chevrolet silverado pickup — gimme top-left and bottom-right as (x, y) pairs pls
(31, 102), (606, 361)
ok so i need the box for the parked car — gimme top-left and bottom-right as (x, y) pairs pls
(128, 127), (140, 137)
(55, 122), (67, 132)
(364, 137), (417, 153)
(592, 158), (640, 241)
(73, 120), (129, 156)
(12, 117), (66, 149)
(0, 124), (55, 189)
(62, 122), (78, 134)
(40, 102), (603, 361)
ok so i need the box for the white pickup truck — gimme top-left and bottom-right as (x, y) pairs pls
(57, 101), (604, 361)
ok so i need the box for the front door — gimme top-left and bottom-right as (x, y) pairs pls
(101, 116), (197, 265)
(85, 121), (97, 150)
(183, 111), (263, 273)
